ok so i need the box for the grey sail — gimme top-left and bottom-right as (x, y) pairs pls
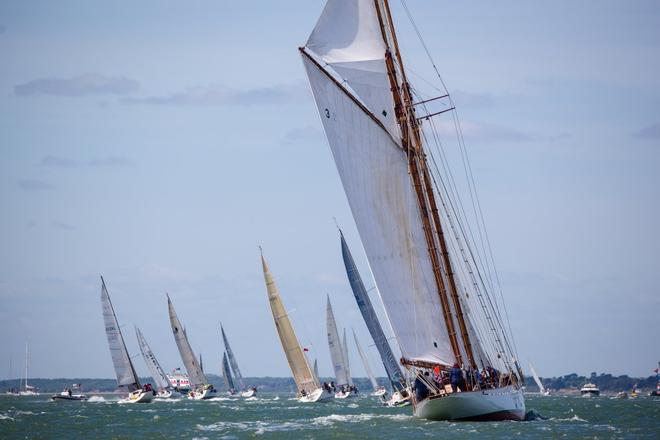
(167, 295), (208, 387)
(313, 358), (319, 383)
(326, 295), (349, 386)
(135, 326), (170, 390)
(340, 232), (405, 390)
(199, 353), (204, 373)
(353, 329), (379, 391)
(101, 276), (140, 391)
(222, 352), (235, 392)
(221, 324), (246, 390)
(342, 328), (353, 386)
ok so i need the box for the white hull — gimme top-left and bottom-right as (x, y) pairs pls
(241, 389), (257, 398)
(415, 386), (525, 421)
(188, 387), (216, 400)
(18, 391), (39, 396)
(119, 389), (154, 404)
(384, 389), (412, 407)
(334, 390), (358, 399)
(299, 388), (334, 403)
(156, 389), (180, 399)
(372, 388), (388, 397)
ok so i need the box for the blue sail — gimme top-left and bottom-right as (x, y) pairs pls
(222, 352), (235, 392)
(340, 231), (405, 391)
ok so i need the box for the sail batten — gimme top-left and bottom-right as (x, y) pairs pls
(168, 296), (207, 387)
(101, 277), (140, 391)
(261, 253), (319, 394)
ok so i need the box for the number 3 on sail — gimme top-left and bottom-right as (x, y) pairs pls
(301, 0), (526, 421)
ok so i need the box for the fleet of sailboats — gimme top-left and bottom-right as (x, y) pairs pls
(6, 1), (546, 425)
(301, 0), (525, 420)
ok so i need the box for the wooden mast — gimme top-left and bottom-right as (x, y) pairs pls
(376, 0), (476, 368)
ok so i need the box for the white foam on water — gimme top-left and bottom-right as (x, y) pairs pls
(0, 413), (15, 421)
(87, 396), (106, 403)
(245, 397), (258, 401)
(206, 397), (231, 402)
(197, 420), (307, 434)
(347, 403), (358, 408)
(272, 396), (279, 401)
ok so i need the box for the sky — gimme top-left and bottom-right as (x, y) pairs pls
(0, 0), (659, 382)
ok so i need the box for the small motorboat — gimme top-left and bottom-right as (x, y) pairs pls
(580, 383), (600, 397)
(51, 388), (88, 401)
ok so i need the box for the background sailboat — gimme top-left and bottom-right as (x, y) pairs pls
(18, 344), (38, 396)
(136, 327), (177, 398)
(326, 296), (353, 398)
(261, 250), (332, 403)
(221, 352), (236, 395)
(167, 294), (216, 400)
(340, 231), (410, 406)
(301, 0), (525, 421)
(529, 362), (550, 396)
(352, 329), (385, 397)
(221, 324), (256, 397)
(100, 276), (152, 403)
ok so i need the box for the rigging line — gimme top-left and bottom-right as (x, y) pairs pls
(420, 124), (505, 366)
(422, 119), (515, 369)
(401, 0), (519, 356)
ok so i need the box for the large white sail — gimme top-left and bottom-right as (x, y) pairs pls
(135, 327), (170, 390)
(301, 51), (455, 366)
(101, 276), (140, 391)
(261, 252), (319, 395)
(342, 328), (354, 386)
(326, 296), (349, 386)
(167, 295), (207, 387)
(220, 324), (246, 390)
(352, 329), (379, 391)
(306, 0), (399, 141)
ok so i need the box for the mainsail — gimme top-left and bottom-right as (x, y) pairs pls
(221, 324), (246, 390)
(135, 326), (170, 390)
(222, 352), (235, 392)
(301, 25), (455, 365)
(261, 251), (319, 395)
(101, 276), (140, 391)
(352, 329), (379, 391)
(340, 231), (405, 389)
(326, 296), (349, 386)
(313, 358), (319, 383)
(167, 295), (207, 387)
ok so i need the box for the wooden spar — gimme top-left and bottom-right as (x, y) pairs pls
(377, 0), (477, 368)
(374, 0), (461, 364)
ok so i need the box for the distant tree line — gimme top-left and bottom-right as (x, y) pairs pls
(526, 372), (657, 392)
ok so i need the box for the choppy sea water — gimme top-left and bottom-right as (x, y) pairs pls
(1, 393), (658, 439)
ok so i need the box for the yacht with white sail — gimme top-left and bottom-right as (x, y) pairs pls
(352, 329), (386, 397)
(260, 249), (333, 403)
(302, 0), (526, 421)
(221, 324), (256, 397)
(529, 362), (550, 396)
(100, 276), (153, 403)
(136, 327), (179, 398)
(167, 295), (216, 400)
(340, 231), (411, 407)
(326, 296), (357, 399)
